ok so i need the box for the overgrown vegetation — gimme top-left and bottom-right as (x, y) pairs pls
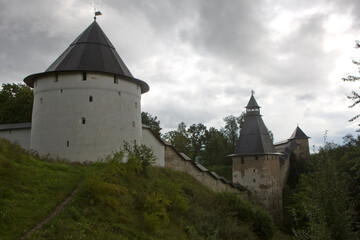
(0, 139), (288, 240)
(283, 135), (360, 239)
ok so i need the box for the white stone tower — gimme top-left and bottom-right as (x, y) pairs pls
(24, 19), (149, 162)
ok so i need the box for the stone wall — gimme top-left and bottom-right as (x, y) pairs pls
(232, 155), (283, 222)
(164, 144), (247, 198)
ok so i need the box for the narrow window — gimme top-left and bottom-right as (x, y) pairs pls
(135, 102), (137, 108)
(255, 156), (258, 160)
(9, 130), (11, 135)
(81, 117), (86, 124)
(253, 178), (256, 183)
(82, 72), (87, 81)
(114, 76), (118, 84)
(89, 95), (93, 102)
(253, 169), (256, 173)
(55, 73), (58, 82)
(241, 157), (244, 164)
(132, 121), (135, 127)
(40, 97), (43, 104)
(67, 141), (69, 147)
(118, 91), (121, 96)
(60, 89), (63, 94)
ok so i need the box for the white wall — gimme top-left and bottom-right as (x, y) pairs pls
(31, 72), (143, 162)
(0, 128), (31, 150)
(142, 127), (165, 167)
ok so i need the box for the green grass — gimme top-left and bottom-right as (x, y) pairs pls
(0, 139), (89, 239)
(0, 139), (292, 240)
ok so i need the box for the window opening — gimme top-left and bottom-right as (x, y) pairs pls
(135, 102), (137, 108)
(118, 91), (121, 96)
(132, 121), (135, 127)
(81, 117), (86, 124)
(40, 98), (43, 104)
(241, 157), (244, 164)
(67, 141), (69, 147)
(114, 76), (118, 84)
(89, 95), (93, 102)
(82, 72), (87, 81)
(60, 89), (63, 94)
(55, 73), (58, 82)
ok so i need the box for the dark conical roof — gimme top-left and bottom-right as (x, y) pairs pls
(290, 126), (309, 139)
(24, 20), (149, 93)
(246, 94), (261, 109)
(232, 95), (277, 156)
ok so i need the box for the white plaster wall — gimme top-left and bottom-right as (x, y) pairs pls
(31, 72), (142, 162)
(0, 128), (31, 150)
(141, 128), (165, 167)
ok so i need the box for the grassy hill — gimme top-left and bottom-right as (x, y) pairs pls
(0, 139), (290, 240)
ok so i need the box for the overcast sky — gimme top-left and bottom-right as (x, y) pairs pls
(1, 0), (360, 151)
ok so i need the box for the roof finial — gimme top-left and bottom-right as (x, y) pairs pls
(90, 2), (102, 21)
(251, 89), (255, 96)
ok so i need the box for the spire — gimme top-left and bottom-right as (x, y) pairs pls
(245, 91), (261, 115)
(232, 93), (277, 156)
(24, 21), (149, 93)
(290, 126), (309, 139)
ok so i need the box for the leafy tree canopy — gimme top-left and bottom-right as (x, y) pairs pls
(0, 83), (33, 124)
(142, 112), (162, 137)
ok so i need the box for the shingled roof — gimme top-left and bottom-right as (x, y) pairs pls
(290, 126), (309, 139)
(24, 20), (149, 93)
(232, 94), (278, 156)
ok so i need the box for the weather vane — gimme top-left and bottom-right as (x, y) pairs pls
(251, 89), (255, 96)
(90, 1), (102, 20)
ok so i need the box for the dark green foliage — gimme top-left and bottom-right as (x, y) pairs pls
(0, 83), (33, 124)
(200, 127), (232, 166)
(289, 144), (357, 240)
(142, 112), (162, 137)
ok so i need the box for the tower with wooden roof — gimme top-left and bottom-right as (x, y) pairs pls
(289, 126), (310, 159)
(24, 19), (149, 162)
(230, 93), (283, 221)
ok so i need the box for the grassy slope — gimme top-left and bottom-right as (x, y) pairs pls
(0, 139), (89, 239)
(0, 139), (291, 240)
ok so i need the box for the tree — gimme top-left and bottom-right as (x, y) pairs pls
(290, 145), (356, 240)
(164, 122), (191, 157)
(187, 123), (207, 161)
(223, 115), (240, 151)
(0, 83), (33, 124)
(141, 112), (162, 137)
(343, 40), (360, 130)
(200, 127), (231, 166)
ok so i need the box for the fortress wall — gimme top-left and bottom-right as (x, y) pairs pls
(164, 145), (246, 196)
(232, 155), (283, 222)
(142, 127), (165, 167)
(0, 128), (31, 150)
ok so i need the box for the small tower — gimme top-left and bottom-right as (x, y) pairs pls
(230, 93), (283, 221)
(24, 19), (149, 162)
(289, 126), (310, 159)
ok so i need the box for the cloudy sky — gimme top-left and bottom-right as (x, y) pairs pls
(1, 0), (360, 151)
